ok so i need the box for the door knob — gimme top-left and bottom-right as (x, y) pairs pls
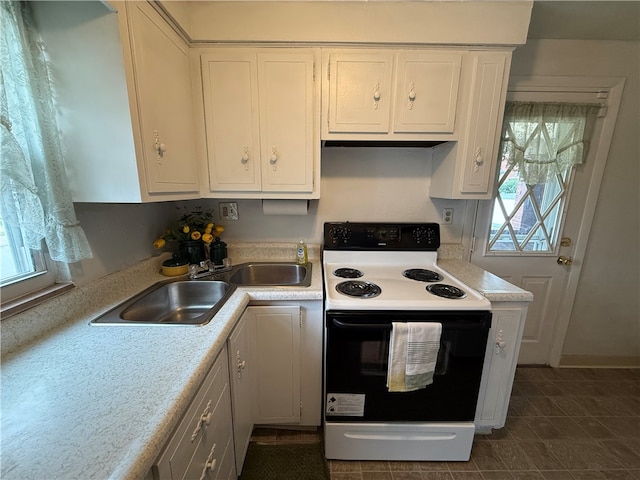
(557, 256), (573, 266)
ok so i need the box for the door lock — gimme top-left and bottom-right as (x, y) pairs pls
(557, 256), (573, 266)
(560, 237), (572, 247)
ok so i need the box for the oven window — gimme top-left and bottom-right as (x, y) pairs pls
(359, 339), (388, 376)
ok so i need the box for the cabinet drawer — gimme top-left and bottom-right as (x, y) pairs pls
(155, 348), (235, 480)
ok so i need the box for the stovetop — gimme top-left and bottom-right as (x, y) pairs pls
(322, 223), (490, 311)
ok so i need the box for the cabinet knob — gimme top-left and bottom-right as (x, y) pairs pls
(494, 329), (506, 354)
(408, 83), (416, 109)
(270, 147), (278, 170)
(373, 83), (381, 109)
(473, 147), (483, 172)
(154, 130), (166, 163)
(241, 147), (250, 170)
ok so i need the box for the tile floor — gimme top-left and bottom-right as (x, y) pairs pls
(249, 367), (640, 480)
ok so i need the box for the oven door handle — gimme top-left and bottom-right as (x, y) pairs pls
(330, 318), (488, 331)
(331, 318), (391, 330)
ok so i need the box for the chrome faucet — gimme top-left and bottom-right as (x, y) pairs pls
(189, 260), (231, 279)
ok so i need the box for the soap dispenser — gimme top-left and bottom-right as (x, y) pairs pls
(296, 239), (308, 265)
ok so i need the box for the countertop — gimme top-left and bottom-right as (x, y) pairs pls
(0, 244), (530, 480)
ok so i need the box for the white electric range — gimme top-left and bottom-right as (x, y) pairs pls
(322, 222), (491, 462)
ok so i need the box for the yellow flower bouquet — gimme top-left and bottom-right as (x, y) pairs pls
(153, 206), (224, 252)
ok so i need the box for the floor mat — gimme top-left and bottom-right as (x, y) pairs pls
(239, 442), (330, 480)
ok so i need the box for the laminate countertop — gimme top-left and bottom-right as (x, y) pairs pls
(0, 245), (530, 480)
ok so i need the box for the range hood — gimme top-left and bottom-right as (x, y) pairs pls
(322, 140), (447, 148)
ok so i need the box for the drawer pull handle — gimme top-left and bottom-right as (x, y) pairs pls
(199, 443), (217, 480)
(190, 400), (212, 442)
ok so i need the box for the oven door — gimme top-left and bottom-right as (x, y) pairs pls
(325, 310), (491, 422)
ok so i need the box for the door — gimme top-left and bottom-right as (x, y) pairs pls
(471, 77), (624, 365)
(393, 52), (462, 133)
(258, 52), (317, 192)
(126, 2), (199, 194)
(201, 51), (262, 191)
(327, 51), (394, 133)
(248, 306), (301, 424)
(325, 311), (491, 422)
(227, 311), (253, 474)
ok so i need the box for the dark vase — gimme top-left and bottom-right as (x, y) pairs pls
(178, 240), (206, 265)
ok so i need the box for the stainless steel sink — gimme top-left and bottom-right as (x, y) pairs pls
(90, 280), (235, 326)
(226, 262), (311, 287)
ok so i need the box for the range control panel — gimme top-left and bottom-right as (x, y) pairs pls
(323, 222), (440, 251)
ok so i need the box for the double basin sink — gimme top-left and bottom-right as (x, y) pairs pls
(90, 262), (311, 326)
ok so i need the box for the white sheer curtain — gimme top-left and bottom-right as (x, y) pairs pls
(501, 102), (600, 186)
(0, 1), (92, 263)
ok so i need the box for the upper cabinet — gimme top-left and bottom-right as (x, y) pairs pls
(121, 1), (200, 198)
(31, 1), (199, 202)
(430, 51), (511, 199)
(323, 49), (462, 138)
(197, 48), (321, 199)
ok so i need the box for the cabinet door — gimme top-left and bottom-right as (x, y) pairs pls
(248, 306), (301, 424)
(459, 51), (509, 194)
(259, 52), (316, 193)
(327, 51), (394, 133)
(227, 311), (254, 475)
(201, 51), (261, 192)
(393, 52), (462, 133)
(475, 307), (525, 429)
(126, 2), (199, 194)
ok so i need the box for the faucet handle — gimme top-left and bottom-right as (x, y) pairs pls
(189, 264), (199, 279)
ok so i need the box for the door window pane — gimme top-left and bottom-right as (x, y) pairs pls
(489, 153), (571, 253)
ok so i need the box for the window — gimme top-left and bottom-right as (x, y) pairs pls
(487, 102), (599, 254)
(1, 1), (91, 311)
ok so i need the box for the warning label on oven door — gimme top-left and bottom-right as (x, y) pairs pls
(326, 393), (365, 416)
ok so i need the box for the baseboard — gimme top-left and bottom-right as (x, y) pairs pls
(559, 355), (640, 368)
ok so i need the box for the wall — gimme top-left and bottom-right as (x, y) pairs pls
(69, 202), (175, 287)
(204, 147), (469, 246)
(69, 148), (469, 285)
(509, 39), (640, 364)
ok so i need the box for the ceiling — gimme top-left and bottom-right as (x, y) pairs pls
(527, 1), (640, 41)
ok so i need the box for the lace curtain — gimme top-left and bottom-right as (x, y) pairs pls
(500, 102), (600, 186)
(0, 1), (92, 263)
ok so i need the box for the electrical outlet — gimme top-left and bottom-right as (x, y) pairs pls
(219, 202), (239, 221)
(442, 208), (453, 225)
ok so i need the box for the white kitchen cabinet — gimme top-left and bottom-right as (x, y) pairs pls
(31, 1), (199, 202)
(322, 49), (462, 138)
(244, 301), (323, 427)
(430, 50), (511, 199)
(154, 347), (236, 480)
(475, 303), (527, 432)
(227, 310), (253, 475)
(199, 48), (320, 199)
(120, 1), (200, 198)
(248, 305), (302, 424)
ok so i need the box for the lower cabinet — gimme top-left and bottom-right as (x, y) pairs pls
(248, 305), (302, 424)
(245, 301), (323, 428)
(153, 347), (237, 480)
(475, 304), (528, 432)
(227, 311), (254, 475)
(151, 301), (323, 479)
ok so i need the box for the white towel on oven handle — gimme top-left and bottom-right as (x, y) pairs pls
(387, 322), (408, 392)
(405, 322), (442, 390)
